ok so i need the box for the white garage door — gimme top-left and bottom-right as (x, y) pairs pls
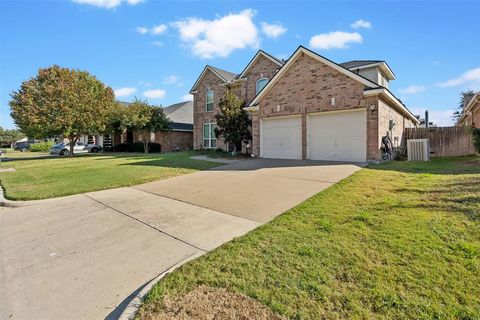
(261, 116), (302, 159)
(307, 110), (366, 162)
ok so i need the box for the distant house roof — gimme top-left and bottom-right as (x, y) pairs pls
(457, 92), (480, 126)
(163, 101), (193, 124)
(163, 101), (193, 132)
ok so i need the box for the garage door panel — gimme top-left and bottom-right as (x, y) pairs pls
(308, 110), (366, 162)
(261, 117), (302, 160)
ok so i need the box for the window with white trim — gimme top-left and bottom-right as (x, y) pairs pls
(203, 123), (217, 148)
(206, 90), (214, 112)
(256, 78), (268, 94)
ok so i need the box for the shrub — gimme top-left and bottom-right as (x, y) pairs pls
(30, 141), (54, 152)
(112, 142), (161, 153)
(472, 128), (480, 153)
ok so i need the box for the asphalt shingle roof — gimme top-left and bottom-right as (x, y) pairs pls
(208, 65), (237, 82)
(163, 101), (193, 125)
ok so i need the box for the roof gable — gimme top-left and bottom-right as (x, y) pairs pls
(189, 65), (236, 93)
(238, 50), (283, 78)
(249, 46), (379, 107)
(341, 60), (396, 80)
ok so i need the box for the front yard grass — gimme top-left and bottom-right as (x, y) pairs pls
(139, 156), (480, 319)
(0, 152), (219, 200)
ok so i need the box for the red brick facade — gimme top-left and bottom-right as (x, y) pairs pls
(192, 54), (282, 151)
(192, 48), (417, 161)
(116, 130), (193, 152)
(192, 69), (229, 150)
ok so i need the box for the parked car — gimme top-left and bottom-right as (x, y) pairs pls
(13, 140), (37, 152)
(50, 142), (102, 156)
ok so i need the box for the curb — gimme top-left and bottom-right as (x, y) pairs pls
(117, 251), (206, 320)
(0, 185), (40, 208)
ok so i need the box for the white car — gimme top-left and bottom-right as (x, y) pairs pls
(50, 142), (102, 156)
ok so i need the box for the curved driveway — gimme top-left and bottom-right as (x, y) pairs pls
(0, 159), (362, 320)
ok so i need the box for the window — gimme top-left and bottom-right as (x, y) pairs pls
(203, 123), (217, 148)
(256, 78), (268, 94)
(206, 90), (214, 111)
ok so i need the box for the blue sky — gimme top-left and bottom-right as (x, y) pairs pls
(1, 0), (479, 129)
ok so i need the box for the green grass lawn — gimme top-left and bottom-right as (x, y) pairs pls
(139, 156), (480, 319)
(1, 148), (50, 159)
(0, 152), (219, 200)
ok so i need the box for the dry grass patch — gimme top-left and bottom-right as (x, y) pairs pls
(139, 285), (286, 320)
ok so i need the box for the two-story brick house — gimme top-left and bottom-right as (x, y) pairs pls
(190, 46), (419, 162)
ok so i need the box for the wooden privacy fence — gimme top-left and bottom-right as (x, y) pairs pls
(404, 126), (476, 157)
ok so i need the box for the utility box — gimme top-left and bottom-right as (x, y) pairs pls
(407, 139), (430, 161)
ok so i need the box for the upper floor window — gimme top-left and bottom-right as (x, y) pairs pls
(206, 90), (214, 112)
(256, 78), (268, 94)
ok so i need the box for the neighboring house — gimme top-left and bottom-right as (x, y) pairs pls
(457, 92), (480, 128)
(190, 46), (419, 162)
(116, 100), (193, 152)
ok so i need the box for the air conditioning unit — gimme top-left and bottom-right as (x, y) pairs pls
(407, 139), (430, 161)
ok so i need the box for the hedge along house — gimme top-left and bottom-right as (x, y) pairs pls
(114, 101), (193, 152)
(191, 46), (419, 162)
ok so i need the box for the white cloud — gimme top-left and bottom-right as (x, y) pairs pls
(398, 85), (426, 94)
(136, 26), (148, 34)
(163, 75), (179, 84)
(351, 19), (372, 29)
(261, 22), (287, 39)
(181, 94), (193, 102)
(151, 24), (167, 35)
(172, 9), (259, 58)
(410, 107), (454, 126)
(71, 0), (143, 9)
(437, 67), (480, 88)
(136, 24), (168, 35)
(114, 87), (137, 97)
(143, 89), (166, 99)
(309, 31), (362, 50)
(151, 41), (163, 47)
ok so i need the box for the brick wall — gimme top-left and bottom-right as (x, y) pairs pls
(152, 131), (193, 152)
(192, 56), (280, 151)
(378, 98), (416, 150)
(244, 55), (281, 104)
(192, 69), (228, 150)
(252, 52), (372, 158)
(121, 130), (193, 152)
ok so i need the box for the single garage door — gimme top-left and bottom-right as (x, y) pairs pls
(307, 109), (366, 162)
(261, 116), (302, 159)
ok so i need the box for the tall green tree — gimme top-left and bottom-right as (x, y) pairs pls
(125, 99), (171, 153)
(453, 90), (476, 121)
(214, 90), (251, 155)
(0, 127), (25, 146)
(9, 65), (117, 156)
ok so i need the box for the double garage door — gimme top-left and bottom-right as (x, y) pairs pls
(260, 109), (366, 162)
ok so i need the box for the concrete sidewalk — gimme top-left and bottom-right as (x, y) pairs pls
(0, 189), (258, 320)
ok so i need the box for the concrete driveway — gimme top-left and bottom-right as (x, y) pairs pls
(0, 159), (362, 320)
